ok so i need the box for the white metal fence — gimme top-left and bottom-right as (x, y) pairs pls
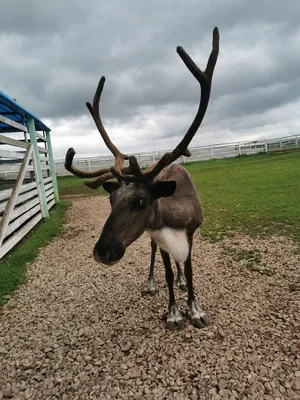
(54, 134), (299, 177)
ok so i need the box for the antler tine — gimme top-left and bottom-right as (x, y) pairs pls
(84, 171), (116, 189)
(119, 27), (219, 183)
(121, 153), (172, 181)
(86, 77), (128, 162)
(65, 147), (111, 178)
(121, 156), (143, 177)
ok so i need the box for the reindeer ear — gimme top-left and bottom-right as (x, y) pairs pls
(102, 181), (121, 194)
(149, 180), (176, 199)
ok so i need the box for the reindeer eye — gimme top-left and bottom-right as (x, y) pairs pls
(135, 197), (147, 210)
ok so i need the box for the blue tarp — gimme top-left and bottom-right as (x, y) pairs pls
(0, 89), (50, 132)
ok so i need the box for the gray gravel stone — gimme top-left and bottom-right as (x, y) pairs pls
(0, 196), (299, 399)
(292, 377), (300, 391)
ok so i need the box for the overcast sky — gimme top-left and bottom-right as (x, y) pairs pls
(1, 0), (299, 159)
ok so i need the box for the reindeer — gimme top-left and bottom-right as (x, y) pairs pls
(65, 27), (219, 331)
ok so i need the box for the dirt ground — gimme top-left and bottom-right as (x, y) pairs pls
(0, 196), (300, 400)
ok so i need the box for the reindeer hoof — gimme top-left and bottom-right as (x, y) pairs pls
(165, 319), (186, 331)
(141, 288), (156, 297)
(165, 304), (186, 331)
(178, 282), (187, 292)
(141, 284), (156, 297)
(191, 315), (209, 329)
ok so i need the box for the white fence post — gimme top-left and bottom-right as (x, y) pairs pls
(28, 117), (49, 218)
(264, 139), (268, 152)
(210, 145), (214, 159)
(0, 145), (33, 246)
(238, 142), (241, 156)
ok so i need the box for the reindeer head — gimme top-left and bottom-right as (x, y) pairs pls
(65, 27), (219, 265)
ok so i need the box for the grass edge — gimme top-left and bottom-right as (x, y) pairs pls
(0, 201), (71, 307)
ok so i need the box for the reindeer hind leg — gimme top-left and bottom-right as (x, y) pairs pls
(175, 261), (187, 292)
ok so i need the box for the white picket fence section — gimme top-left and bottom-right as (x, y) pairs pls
(0, 135), (56, 259)
(54, 134), (299, 176)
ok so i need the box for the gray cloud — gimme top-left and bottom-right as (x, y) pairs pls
(1, 0), (300, 160)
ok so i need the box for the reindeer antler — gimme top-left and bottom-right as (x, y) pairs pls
(119, 27), (219, 182)
(65, 27), (219, 188)
(65, 77), (129, 189)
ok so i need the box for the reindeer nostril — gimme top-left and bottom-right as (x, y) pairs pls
(104, 249), (111, 263)
(93, 238), (125, 265)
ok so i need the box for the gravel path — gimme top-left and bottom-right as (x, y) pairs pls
(0, 196), (300, 400)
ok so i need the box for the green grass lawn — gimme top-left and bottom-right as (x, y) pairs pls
(185, 152), (300, 242)
(58, 175), (105, 197)
(0, 202), (70, 306)
(58, 151), (300, 243)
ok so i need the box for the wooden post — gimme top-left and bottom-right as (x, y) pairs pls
(32, 153), (47, 219)
(0, 145), (33, 246)
(45, 130), (59, 203)
(264, 139), (268, 152)
(28, 117), (49, 218)
(210, 145), (214, 159)
(42, 131), (50, 178)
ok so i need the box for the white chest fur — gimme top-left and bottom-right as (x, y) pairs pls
(147, 228), (189, 263)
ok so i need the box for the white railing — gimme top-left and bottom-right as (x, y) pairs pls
(54, 134), (299, 177)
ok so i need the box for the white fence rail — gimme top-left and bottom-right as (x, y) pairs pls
(54, 134), (299, 177)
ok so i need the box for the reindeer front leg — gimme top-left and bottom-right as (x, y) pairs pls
(185, 235), (209, 329)
(142, 239), (157, 296)
(161, 249), (186, 331)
